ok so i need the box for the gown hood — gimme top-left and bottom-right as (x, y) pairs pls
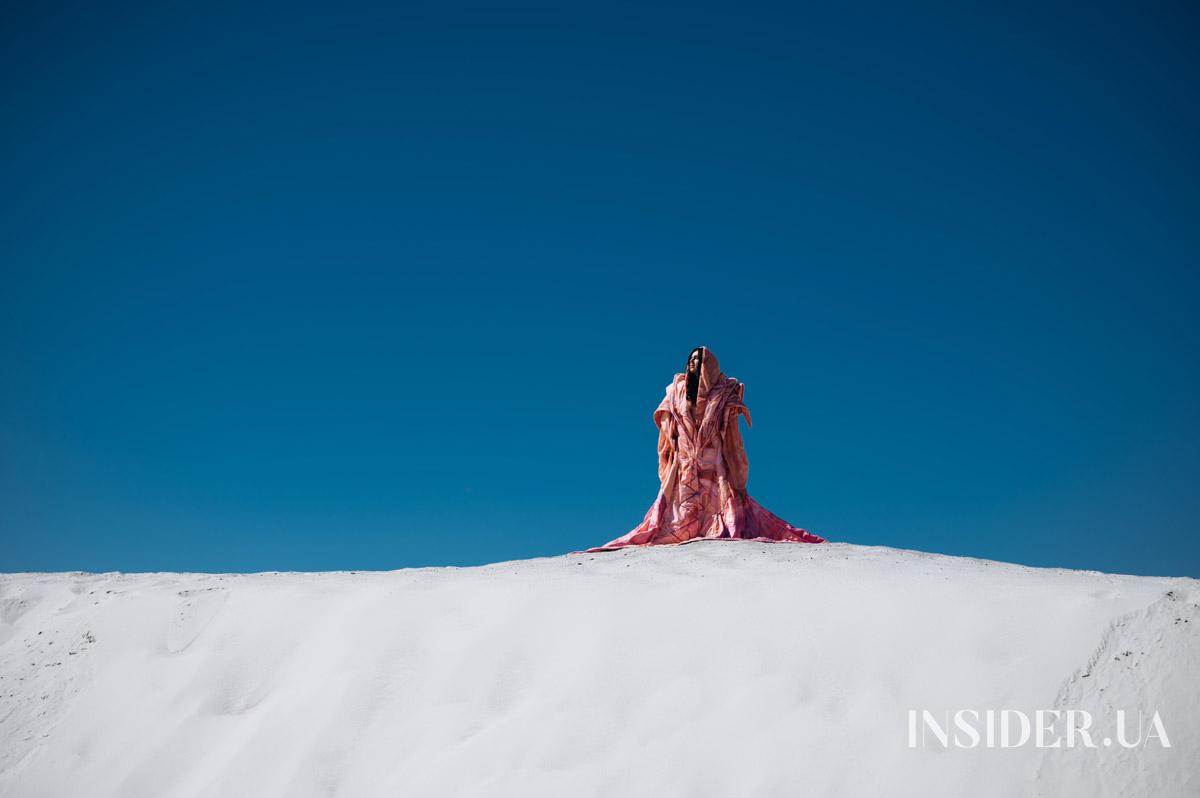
(694, 346), (722, 403)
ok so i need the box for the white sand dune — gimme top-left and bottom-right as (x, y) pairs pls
(1, 541), (1197, 797)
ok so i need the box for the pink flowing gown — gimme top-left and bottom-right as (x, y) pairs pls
(589, 346), (826, 552)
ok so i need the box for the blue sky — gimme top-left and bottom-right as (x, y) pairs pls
(2, 2), (1196, 577)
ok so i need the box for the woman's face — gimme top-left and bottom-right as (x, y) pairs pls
(688, 349), (703, 374)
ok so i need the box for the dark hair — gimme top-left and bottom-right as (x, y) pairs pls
(686, 347), (703, 404)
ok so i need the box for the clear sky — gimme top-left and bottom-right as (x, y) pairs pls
(2, 2), (1196, 577)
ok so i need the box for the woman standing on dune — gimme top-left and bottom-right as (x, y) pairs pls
(590, 346), (826, 551)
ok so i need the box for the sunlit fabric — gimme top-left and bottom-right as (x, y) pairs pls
(590, 347), (826, 551)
